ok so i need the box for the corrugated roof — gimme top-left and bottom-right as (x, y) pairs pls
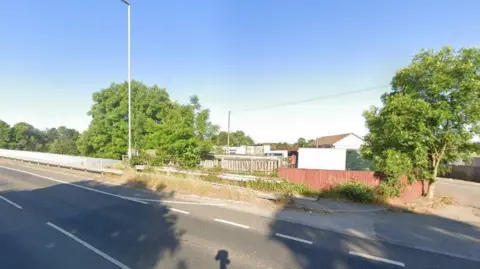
(313, 133), (361, 146)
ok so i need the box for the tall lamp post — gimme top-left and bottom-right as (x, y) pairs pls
(120, 0), (132, 159)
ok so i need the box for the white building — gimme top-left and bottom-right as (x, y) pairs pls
(297, 148), (346, 170)
(312, 133), (364, 150)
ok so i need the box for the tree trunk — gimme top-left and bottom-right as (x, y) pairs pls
(427, 181), (436, 199)
(427, 164), (439, 200)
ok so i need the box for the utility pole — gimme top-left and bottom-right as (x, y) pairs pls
(120, 0), (132, 159)
(227, 110), (231, 154)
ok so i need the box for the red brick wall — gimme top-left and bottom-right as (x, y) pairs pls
(278, 168), (428, 202)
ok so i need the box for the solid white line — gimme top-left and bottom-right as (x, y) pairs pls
(0, 166), (147, 205)
(0, 195), (23, 209)
(349, 251), (406, 267)
(46, 222), (132, 269)
(170, 208), (190, 214)
(275, 233), (313, 245)
(214, 218), (250, 229)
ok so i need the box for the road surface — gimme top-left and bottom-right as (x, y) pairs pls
(0, 162), (478, 268)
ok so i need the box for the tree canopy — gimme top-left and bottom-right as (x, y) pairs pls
(296, 137), (307, 147)
(212, 130), (254, 146)
(0, 121), (81, 155)
(361, 47), (480, 198)
(0, 120), (10, 149)
(76, 81), (219, 167)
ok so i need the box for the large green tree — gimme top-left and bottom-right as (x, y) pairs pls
(78, 81), (218, 167)
(362, 47), (480, 198)
(77, 81), (171, 159)
(0, 120), (11, 149)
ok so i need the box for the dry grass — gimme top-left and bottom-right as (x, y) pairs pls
(121, 167), (137, 182)
(390, 195), (457, 214)
(127, 172), (259, 203)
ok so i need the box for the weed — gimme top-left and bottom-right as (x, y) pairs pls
(319, 181), (386, 204)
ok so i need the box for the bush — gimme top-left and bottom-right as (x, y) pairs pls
(320, 181), (383, 204)
(129, 152), (152, 166)
(375, 181), (401, 198)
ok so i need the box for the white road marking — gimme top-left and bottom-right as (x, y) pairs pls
(214, 218), (250, 229)
(349, 251), (406, 267)
(135, 198), (225, 206)
(0, 166), (147, 205)
(275, 233), (313, 245)
(170, 208), (190, 214)
(0, 195), (23, 209)
(46, 222), (132, 269)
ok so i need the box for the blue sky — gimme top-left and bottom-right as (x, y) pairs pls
(1, 0), (479, 143)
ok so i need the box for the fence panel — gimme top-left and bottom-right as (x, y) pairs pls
(278, 167), (426, 202)
(200, 155), (282, 172)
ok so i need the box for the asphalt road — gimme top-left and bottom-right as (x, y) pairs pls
(0, 163), (479, 269)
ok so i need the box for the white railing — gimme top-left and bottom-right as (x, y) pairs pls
(0, 149), (120, 171)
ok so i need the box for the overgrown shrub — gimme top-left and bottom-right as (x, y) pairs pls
(375, 180), (401, 198)
(319, 181), (385, 204)
(129, 152), (152, 166)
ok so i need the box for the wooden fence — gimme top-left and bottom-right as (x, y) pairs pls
(201, 155), (286, 172)
(278, 167), (428, 202)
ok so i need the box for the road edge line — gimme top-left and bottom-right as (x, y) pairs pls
(0, 165), (147, 205)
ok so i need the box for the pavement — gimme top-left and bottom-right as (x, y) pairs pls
(437, 177), (480, 208)
(0, 161), (479, 269)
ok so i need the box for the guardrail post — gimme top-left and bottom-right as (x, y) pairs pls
(250, 157), (253, 173)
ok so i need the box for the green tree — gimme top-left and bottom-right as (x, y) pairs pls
(10, 122), (46, 151)
(272, 142), (293, 148)
(362, 47), (480, 199)
(77, 81), (171, 159)
(307, 139), (316, 147)
(212, 130), (254, 146)
(296, 137), (307, 147)
(46, 126), (80, 155)
(78, 81), (218, 167)
(0, 120), (11, 149)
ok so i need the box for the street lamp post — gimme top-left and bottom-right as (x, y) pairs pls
(120, 0), (132, 159)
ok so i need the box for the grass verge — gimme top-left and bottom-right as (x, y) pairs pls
(125, 168), (320, 201)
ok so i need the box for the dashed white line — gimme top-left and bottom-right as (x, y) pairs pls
(0, 166), (147, 205)
(170, 208), (190, 214)
(349, 251), (406, 267)
(46, 222), (132, 269)
(214, 218), (250, 229)
(275, 233), (313, 245)
(0, 195), (23, 209)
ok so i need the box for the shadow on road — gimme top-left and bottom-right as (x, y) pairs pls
(215, 249), (230, 269)
(0, 179), (184, 269)
(268, 200), (480, 268)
